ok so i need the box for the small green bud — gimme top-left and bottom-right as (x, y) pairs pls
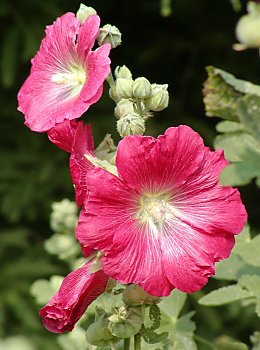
(117, 114), (145, 137)
(115, 65), (132, 80)
(114, 99), (135, 119)
(236, 14), (260, 48)
(146, 84), (169, 111)
(86, 314), (118, 346)
(109, 86), (120, 103)
(98, 24), (122, 48)
(133, 77), (152, 99)
(116, 78), (133, 99)
(76, 4), (97, 24)
(123, 284), (161, 306)
(50, 199), (78, 234)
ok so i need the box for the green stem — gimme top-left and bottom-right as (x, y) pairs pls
(106, 71), (115, 88)
(194, 335), (215, 349)
(134, 333), (141, 350)
(124, 338), (130, 350)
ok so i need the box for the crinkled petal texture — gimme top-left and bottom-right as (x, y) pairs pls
(17, 13), (111, 132)
(76, 125), (247, 296)
(40, 261), (108, 333)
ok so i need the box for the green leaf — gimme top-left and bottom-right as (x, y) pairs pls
(238, 274), (260, 296)
(215, 253), (260, 281)
(237, 95), (260, 144)
(214, 132), (260, 186)
(160, 289), (187, 320)
(30, 275), (63, 305)
(216, 121), (244, 133)
(199, 285), (252, 306)
(235, 234), (260, 266)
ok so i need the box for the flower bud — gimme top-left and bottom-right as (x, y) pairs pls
(146, 84), (169, 111)
(133, 77), (152, 99)
(115, 65), (132, 80)
(123, 284), (161, 306)
(98, 24), (122, 49)
(86, 313), (118, 346)
(236, 14), (260, 48)
(117, 114), (145, 137)
(116, 78), (133, 99)
(76, 4), (97, 24)
(114, 99), (135, 119)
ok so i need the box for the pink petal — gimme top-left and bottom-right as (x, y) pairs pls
(40, 261), (108, 333)
(80, 44), (111, 103)
(47, 120), (79, 152)
(116, 125), (206, 193)
(70, 123), (94, 207)
(76, 15), (100, 61)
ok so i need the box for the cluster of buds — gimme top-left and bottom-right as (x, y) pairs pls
(108, 66), (169, 137)
(77, 4), (122, 48)
(86, 284), (160, 346)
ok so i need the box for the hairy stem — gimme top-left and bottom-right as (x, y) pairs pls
(124, 338), (130, 350)
(134, 333), (141, 350)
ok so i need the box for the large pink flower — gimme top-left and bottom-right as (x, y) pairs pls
(18, 13), (111, 132)
(40, 260), (109, 333)
(76, 125), (247, 297)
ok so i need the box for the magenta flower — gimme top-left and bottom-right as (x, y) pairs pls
(76, 125), (247, 297)
(40, 260), (109, 333)
(18, 13), (111, 132)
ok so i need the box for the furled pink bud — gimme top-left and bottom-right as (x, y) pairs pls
(40, 260), (109, 333)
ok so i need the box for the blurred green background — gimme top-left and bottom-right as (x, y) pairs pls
(1, 0), (260, 349)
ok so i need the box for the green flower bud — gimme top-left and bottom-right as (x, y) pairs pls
(98, 24), (122, 49)
(108, 306), (144, 339)
(236, 13), (260, 48)
(115, 65), (132, 80)
(86, 313), (118, 346)
(117, 114), (145, 137)
(123, 284), (161, 306)
(133, 77), (152, 99)
(114, 99), (135, 119)
(116, 78), (133, 99)
(146, 84), (169, 111)
(76, 4), (97, 24)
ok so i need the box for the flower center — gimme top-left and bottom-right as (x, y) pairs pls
(135, 193), (175, 234)
(51, 65), (86, 98)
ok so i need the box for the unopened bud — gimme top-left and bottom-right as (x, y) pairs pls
(115, 65), (132, 80)
(76, 4), (97, 24)
(146, 84), (169, 111)
(98, 24), (122, 48)
(117, 114), (145, 137)
(116, 78), (133, 99)
(114, 99), (135, 119)
(133, 77), (152, 99)
(123, 284), (161, 306)
(236, 14), (260, 48)
(86, 313), (118, 346)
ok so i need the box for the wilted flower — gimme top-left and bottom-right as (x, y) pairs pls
(76, 125), (247, 296)
(40, 259), (109, 333)
(18, 13), (111, 132)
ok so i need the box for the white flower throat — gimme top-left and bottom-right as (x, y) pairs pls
(51, 66), (86, 95)
(136, 193), (175, 234)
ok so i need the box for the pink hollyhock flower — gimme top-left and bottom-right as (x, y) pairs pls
(40, 260), (109, 333)
(18, 13), (111, 132)
(76, 125), (247, 297)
